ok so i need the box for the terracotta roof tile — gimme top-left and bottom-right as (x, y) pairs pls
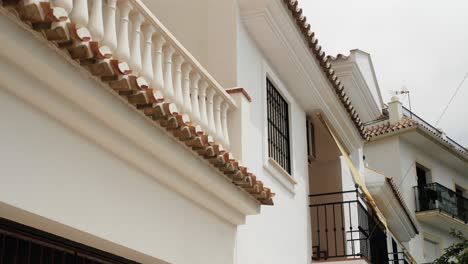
(3, 1), (275, 205)
(385, 177), (419, 234)
(281, 0), (368, 139)
(225, 87), (252, 102)
(365, 115), (468, 158)
(327, 53), (350, 61)
(365, 116), (418, 138)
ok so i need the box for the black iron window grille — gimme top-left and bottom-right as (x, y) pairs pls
(0, 217), (139, 264)
(266, 78), (291, 173)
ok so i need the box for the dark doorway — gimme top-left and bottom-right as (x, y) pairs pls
(416, 164), (431, 211)
(416, 165), (428, 187)
(455, 185), (466, 222)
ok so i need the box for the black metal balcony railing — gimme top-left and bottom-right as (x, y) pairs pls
(414, 183), (468, 223)
(309, 186), (388, 263)
(388, 251), (411, 264)
(402, 106), (468, 154)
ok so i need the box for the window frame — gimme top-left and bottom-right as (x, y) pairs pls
(415, 162), (432, 186)
(262, 62), (297, 193)
(266, 78), (291, 173)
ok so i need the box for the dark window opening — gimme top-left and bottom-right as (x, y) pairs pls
(0, 217), (139, 264)
(455, 185), (466, 220)
(267, 78), (291, 173)
(416, 164), (429, 187)
(306, 119), (316, 163)
(391, 238), (398, 264)
(416, 164), (431, 211)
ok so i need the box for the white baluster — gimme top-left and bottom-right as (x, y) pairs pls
(53, 0), (73, 13)
(103, 0), (118, 51)
(141, 24), (155, 82)
(115, 0), (133, 62)
(173, 55), (184, 110)
(190, 73), (202, 125)
(69, 0), (88, 26)
(152, 34), (166, 90)
(181, 63), (193, 114)
(129, 13), (144, 75)
(163, 45), (175, 101)
(221, 102), (230, 147)
(214, 96), (223, 143)
(199, 81), (209, 131)
(88, 0), (104, 41)
(207, 88), (217, 136)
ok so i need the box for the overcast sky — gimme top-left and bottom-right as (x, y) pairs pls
(301, 0), (468, 147)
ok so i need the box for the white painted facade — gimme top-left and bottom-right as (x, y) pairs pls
(0, 1), (363, 263)
(1, 0), (466, 264)
(364, 98), (468, 263)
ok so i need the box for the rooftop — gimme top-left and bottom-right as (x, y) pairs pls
(365, 105), (468, 159)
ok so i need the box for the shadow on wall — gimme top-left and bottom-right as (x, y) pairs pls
(307, 114), (347, 260)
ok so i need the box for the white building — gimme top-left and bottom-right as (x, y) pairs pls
(0, 0), (465, 263)
(364, 96), (468, 263)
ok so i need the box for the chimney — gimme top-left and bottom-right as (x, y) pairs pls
(388, 96), (403, 124)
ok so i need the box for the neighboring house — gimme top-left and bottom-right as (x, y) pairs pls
(0, 1), (463, 264)
(364, 96), (468, 264)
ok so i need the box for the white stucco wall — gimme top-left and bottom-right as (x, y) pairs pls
(0, 87), (237, 264)
(364, 135), (468, 263)
(396, 137), (468, 213)
(233, 19), (312, 264)
(363, 137), (402, 181)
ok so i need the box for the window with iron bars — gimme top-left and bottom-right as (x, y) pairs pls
(0, 217), (139, 264)
(266, 78), (291, 174)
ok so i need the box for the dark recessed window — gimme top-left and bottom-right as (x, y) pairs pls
(267, 78), (291, 173)
(306, 119), (316, 163)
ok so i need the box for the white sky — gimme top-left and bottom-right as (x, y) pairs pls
(301, 0), (468, 146)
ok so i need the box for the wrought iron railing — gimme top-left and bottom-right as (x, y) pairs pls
(414, 182), (468, 223)
(402, 106), (468, 154)
(388, 251), (411, 264)
(309, 186), (388, 263)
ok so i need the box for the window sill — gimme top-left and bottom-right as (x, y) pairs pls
(264, 158), (297, 194)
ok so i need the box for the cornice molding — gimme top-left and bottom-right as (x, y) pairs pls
(0, 11), (259, 225)
(332, 61), (382, 122)
(365, 172), (418, 242)
(241, 2), (363, 152)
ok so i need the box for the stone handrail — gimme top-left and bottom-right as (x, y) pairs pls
(50, 0), (235, 149)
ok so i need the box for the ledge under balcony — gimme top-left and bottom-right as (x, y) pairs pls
(0, 0), (274, 225)
(414, 182), (468, 235)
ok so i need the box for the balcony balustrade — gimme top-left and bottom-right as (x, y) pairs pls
(19, 0), (236, 151)
(414, 182), (468, 223)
